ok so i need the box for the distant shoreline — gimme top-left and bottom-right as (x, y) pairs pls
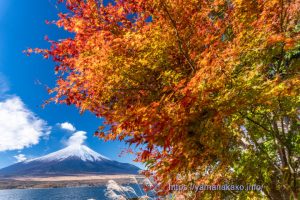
(0, 174), (144, 190)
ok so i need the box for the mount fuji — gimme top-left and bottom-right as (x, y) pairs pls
(0, 145), (140, 177)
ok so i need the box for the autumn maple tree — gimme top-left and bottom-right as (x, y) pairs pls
(30, 0), (300, 199)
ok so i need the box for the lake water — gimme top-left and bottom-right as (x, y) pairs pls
(0, 186), (113, 200)
(0, 183), (154, 200)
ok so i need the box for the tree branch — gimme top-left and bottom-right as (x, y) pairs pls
(160, 1), (195, 73)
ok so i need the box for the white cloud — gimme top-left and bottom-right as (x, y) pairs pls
(60, 122), (76, 132)
(67, 131), (87, 146)
(0, 96), (51, 151)
(14, 154), (27, 162)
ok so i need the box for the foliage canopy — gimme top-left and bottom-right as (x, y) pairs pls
(32, 0), (300, 199)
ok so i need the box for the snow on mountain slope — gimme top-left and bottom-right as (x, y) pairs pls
(0, 145), (140, 177)
(26, 145), (110, 163)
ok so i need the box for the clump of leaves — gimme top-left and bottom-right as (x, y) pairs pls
(31, 0), (300, 199)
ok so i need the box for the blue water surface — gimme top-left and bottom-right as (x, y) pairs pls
(0, 184), (149, 200)
(0, 186), (108, 200)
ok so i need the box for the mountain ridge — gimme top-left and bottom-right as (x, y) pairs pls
(0, 145), (140, 177)
(25, 145), (110, 163)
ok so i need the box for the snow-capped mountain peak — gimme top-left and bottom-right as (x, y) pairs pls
(26, 145), (110, 163)
(0, 145), (140, 177)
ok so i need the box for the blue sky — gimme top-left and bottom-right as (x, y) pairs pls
(0, 0), (143, 169)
